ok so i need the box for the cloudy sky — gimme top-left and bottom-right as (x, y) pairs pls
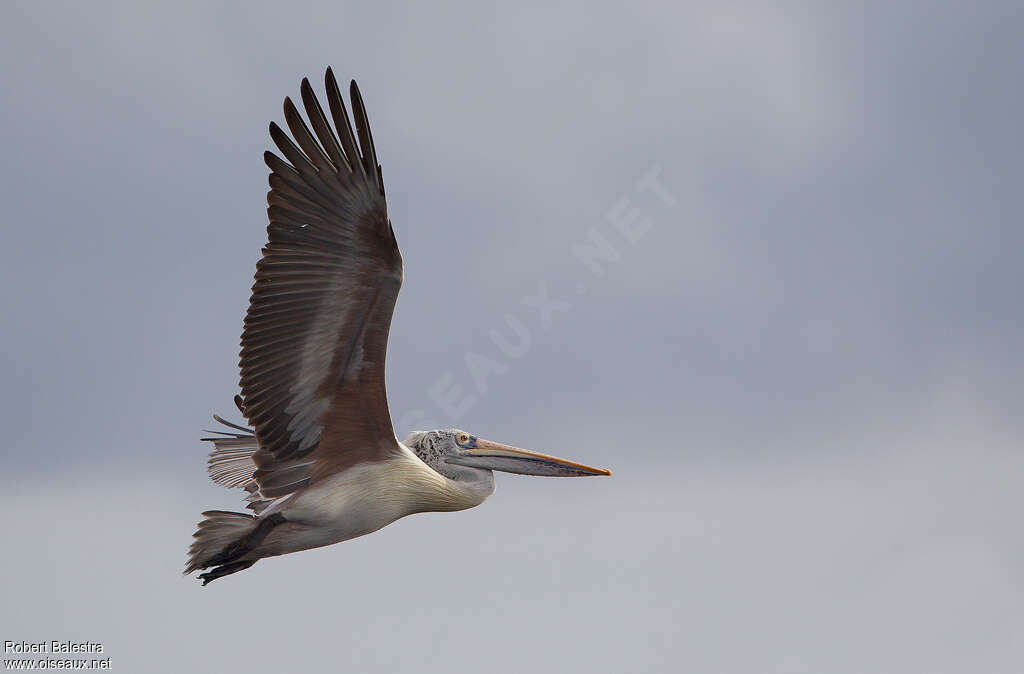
(2, 1), (1022, 672)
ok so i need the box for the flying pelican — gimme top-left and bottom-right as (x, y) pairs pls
(185, 68), (611, 584)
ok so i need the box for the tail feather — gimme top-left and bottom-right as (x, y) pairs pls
(206, 439), (259, 490)
(185, 510), (257, 574)
(201, 415), (273, 514)
(202, 416), (259, 491)
(186, 411), (274, 580)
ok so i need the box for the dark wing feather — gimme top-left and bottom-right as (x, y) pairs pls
(239, 69), (403, 499)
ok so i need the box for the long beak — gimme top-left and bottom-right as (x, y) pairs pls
(450, 438), (612, 477)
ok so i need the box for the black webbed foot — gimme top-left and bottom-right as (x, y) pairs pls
(202, 512), (286, 568)
(199, 559), (257, 585)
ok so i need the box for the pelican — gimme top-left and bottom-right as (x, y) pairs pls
(185, 68), (611, 584)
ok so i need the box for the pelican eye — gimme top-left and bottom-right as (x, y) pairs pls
(457, 433), (470, 445)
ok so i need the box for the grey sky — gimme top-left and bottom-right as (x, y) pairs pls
(1, 1), (1022, 672)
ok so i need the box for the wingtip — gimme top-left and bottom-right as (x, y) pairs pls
(300, 77), (315, 100)
(325, 66), (339, 90)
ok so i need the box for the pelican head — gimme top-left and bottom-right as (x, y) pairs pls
(405, 429), (611, 481)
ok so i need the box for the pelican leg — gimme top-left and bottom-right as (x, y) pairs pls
(203, 512), (286, 568)
(200, 559), (256, 585)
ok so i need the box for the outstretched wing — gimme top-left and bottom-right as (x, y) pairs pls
(239, 68), (403, 499)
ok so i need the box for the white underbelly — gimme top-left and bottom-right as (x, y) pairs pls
(265, 449), (486, 555)
(282, 462), (413, 540)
